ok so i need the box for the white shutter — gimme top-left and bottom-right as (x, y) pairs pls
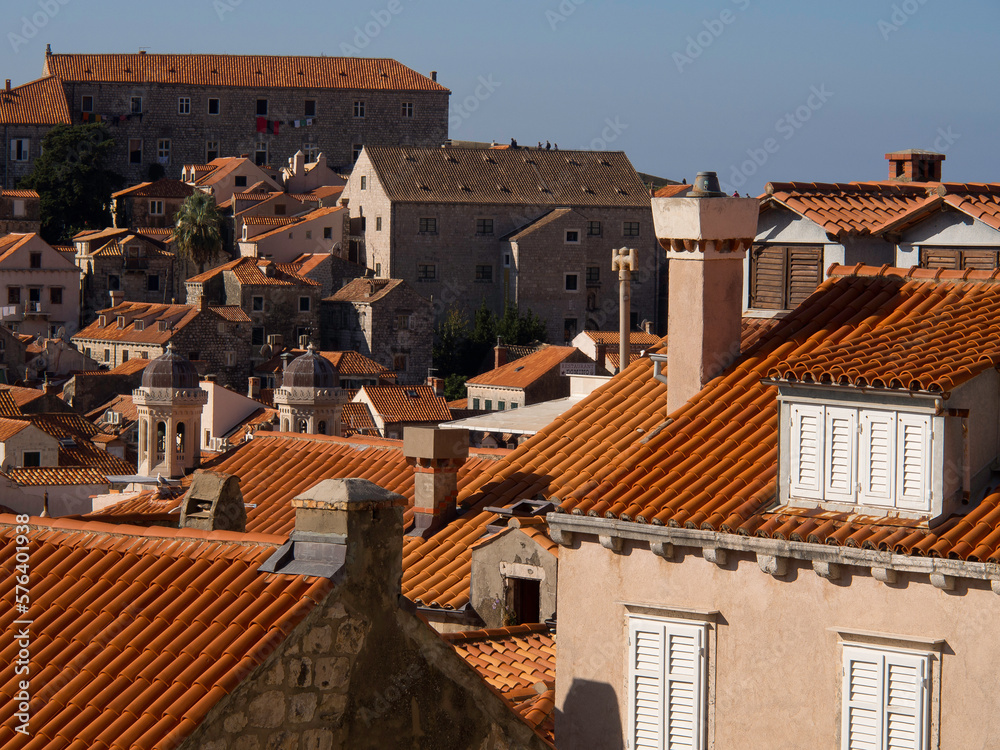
(9, 140), (16, 161)
(825, 406), (857, 503)
(896, 414), (931, 511)
(860, 411), (896, 507)
(630, 617), (665, 750)
(628, 617), (706, 750)
(842, 646), (928, 750)
(790, 403), (825, 499)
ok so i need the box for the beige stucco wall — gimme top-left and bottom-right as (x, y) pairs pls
(555, 537), (1000, 750)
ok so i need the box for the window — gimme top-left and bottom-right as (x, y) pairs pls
(354, 100), (366, 118)
(81, 95), (94, 113)
(393, 354), (408, 372)
(122, 350), (129, 363)
(22, 451), (41, 468)
(588, 220), (602, 236)
(375, 263), (382, 276)
(484, 400), (493, 410)
(401, 102), (414, 118)
(7, 288), (19, 304)
(510, 402), (518, 410)
(376, 217), (382, 231)
(475, 265), (493, 282)
(108, 275), (120, 291)
(9, 139), (29, 162)
(787, 402), (932, 512)
(472, 398), (480, 409)
(251, 326), (265, 346)
(147, 275), (160, 292)
(305, 230), (312, 240)
(256, 99), (268, 116)
(206, 141), (220, 162)
(29, 252), (41, 269)
(207, 98), (220, 115)
(417, 263), (437, 281)
(103, 349), (110, 362)
(299, 297), (311, 312)
(177, 97), (191, 115)
(360, 176), (367, 190)
(419, 217), (437, 234)
(225, 351), (236, 366)
(506, 577), (538, 623)
(564, 318), (578, 342)
(28, 288), (40, 304)
(504, 253), (511, 268)
(498, 401), (506, 411)
(130, 96), (142, 114)
(477, 218), (494, 235)
(395, 314), (412, 330)
(157, 139), (171, 165)
(841, 645), (929, 750)
(565, 230), (580, 243)
(149, 200), (164, 216)
(304, 99), (316, 117)
(12, 200), (24, 218)
(565, 273), (579, 292)
(623, 221), (641, 237)
(234, 175), (247, 188)
(49, 288), (62, 305)
(352, 144), (363, 162)
(920, 247), (1000, 270)
(129, 139), (142, 164)
(750, 244), (823, 311)
(303, 142), (318, 162)
(628, 615), (707, 750)
(255, 141), (268, 166)
(586, 266), (601, 286)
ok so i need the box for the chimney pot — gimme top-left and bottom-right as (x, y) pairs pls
(404, 427), (469, 538)
(5, 80), (10, 92)
(248, 376), (260, 399)
(430, 70), (438, 82)
(179, 471), (247, 532)
(494, 341), (507, 369)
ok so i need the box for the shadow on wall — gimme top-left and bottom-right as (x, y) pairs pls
(557, 679), (622, 750)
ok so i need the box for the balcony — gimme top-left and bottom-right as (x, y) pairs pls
(24, 301), (49, 317)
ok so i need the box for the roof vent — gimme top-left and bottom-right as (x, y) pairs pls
(497, 185), (510, 193)
(600, 159), (611, 167)
(483, 155), (496, 164)
(406, 389), (419, 398)
(339, 71), (348, 77)
(616, 188), (628, 195)
(459, 184), (471, 192)
(582, 186), (595, 194)
(179, 471), (246, 533)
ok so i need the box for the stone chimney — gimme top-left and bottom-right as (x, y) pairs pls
(426, 376), (445, 396)
(259, 478), (405, 601)
(198, 294), (209, 311)
(5, 80), (10, 93)
(652, 171), (759, 414)
(179, 471), (247, 532)
(595, 342), (608, 373)
(404, 427), (469, 538)
(886, 149), (944, 183)
(431, 71), (438, 82)
(109, 290), (124, 307)
(248, 377), (261, 399)
(494, 340), (508, 369)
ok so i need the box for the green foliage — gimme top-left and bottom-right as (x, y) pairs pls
(172, 192), (224, 272)
(21, 123), (123, 243)
(443, 374), (468, 402)
(433, 300), (548, 380)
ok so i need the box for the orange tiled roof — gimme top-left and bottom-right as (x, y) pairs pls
(329, 277), (403, 303)
(341, 402), (378, 435)
(358, 385), (452, 423)
(187, 257), (318, 287)
(580, 330), (660, 348)
(1, 386), (43, 410)
(45, 53), (448, 91)
(0, 390), (24, 418)
(241, 215), (296, 226)
(653, 183), (693, 198)
(241, 206), (342, 242)
(73, 302), (247, 344)
(6, 466), (109, 486)
(222, 407), (277, 444)
(1, 189), (39, 199)
(0, 418), (30, 441)
(0, 516), (330, 750)
(87, 393), (138, 425)
(0, 75), (71, 125)
(467, 346), (579, 389)
(111, 178), (194, 199)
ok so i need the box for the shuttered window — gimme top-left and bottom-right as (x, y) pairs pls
(628, 616), (706, 750)
(842, 646), (928, 750)
(920, 247), (1000, 270)
(790, 404), (824, 500)
(896, 414), (930, 510)
(750, 245), (823, 310)
(860, 411), (896, 507)
(825, 407), (857, 503)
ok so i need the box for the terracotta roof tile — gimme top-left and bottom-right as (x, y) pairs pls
(0, 75), (71, 125)
(6, 467), (109, 487)
(467, 346), (579, 389)
(357, 385), (452, 423)
(329, 277), (403, 303)
(46, 54), (448, 91)
(187, 257), (319, 287)
(111, 179), (194, 199)
(580, 330), (660, 348)
(341, 403), (378, 436)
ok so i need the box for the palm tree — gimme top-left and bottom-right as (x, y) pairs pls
(172, 192), (224, 273)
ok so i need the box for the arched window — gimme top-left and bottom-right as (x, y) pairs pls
(138, 419), (146, 456)
(318, 421), (327, 435)
(156, 421), (166, 455)
(297, 419), (309, 434)
(281, 419), (289, 432)
(176, 422), (186, 456)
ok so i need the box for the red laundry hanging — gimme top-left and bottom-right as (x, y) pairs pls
(256, 116), (266, 133)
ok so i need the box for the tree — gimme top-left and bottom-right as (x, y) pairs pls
(21, 123), (123, 243)
(172, 192), (224, 272)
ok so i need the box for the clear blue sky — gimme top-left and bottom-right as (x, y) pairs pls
(3, 0), (997, 193)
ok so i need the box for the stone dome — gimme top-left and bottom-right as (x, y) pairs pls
(283, 345), (339, 389)
(141, 343), (200, 390)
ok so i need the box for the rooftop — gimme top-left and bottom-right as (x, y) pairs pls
(356, 385), (452, 423)
(186, 257), (319, 287)
(328, 277), (404, 303)
(467, 346), (579, 389)
(0, 75), (71, 125)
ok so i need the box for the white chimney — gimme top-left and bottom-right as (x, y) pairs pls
(652, 172), (759, 414)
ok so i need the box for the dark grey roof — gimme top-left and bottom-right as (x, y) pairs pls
(141, 344), (200, 389)
(284, 346), (339, 389)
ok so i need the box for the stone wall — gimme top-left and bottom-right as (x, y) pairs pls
(80, 245), (178, 323)
(0, 124), (50, 189)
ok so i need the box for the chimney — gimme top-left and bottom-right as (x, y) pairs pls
(652, 171), (759, 414)
(248, 376), (261, 399)
(109, 290), (123, 307)
(179, 471), (247, 532)
(643, 319), (653, 334)
(613, 247), (637, 370)
(340, 198), (349, 208)
(595, 342), (608, 373)
(494, 339), (507, 369)
(886, 149), (944, 183)
(198, 294), (209, 311)
(426, 376), (444, 396)
(4, 80), (10, 93)
(259, 479), (405, 600)
(404, 427), (469, 538)
(430, 70), (438, 82)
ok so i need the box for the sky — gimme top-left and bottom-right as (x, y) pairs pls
(2, 0), (998, 194)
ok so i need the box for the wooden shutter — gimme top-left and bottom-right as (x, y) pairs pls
(824, 407), (857, 503)
(750, 245), (788, 310)
(628, 617), (706, 750)
(896, 414), (931, 511)
(860, 411), (896, 507)
(787, 246), (823, 307)
(961, 249), (1000, 270)
(790, 403), (824, 499)
(842, 646), (928, 750)
(920, 248), (960, 269)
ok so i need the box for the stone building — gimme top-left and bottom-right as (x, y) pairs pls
(184, 257), (321, 355)
(322, 277), (433, 385)
(273, 345), (349, 436)
(111, 178), (194, 228)
(280, 149), (345, 194)
(237, 205), (346, 263)
(0, 233), (82, 337)
(340, 145), (663, 337)
(465, 345), (594, 411)
(0, 189), (41, 234)
(351, 384), (452, 440)
(2, 49), (450, 185)
(71, 299), (252, 389)
(184, 156), (283, 205)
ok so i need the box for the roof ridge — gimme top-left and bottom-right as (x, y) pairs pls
(828, 263), (1000, 283)
(0, 514), (286, 546)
